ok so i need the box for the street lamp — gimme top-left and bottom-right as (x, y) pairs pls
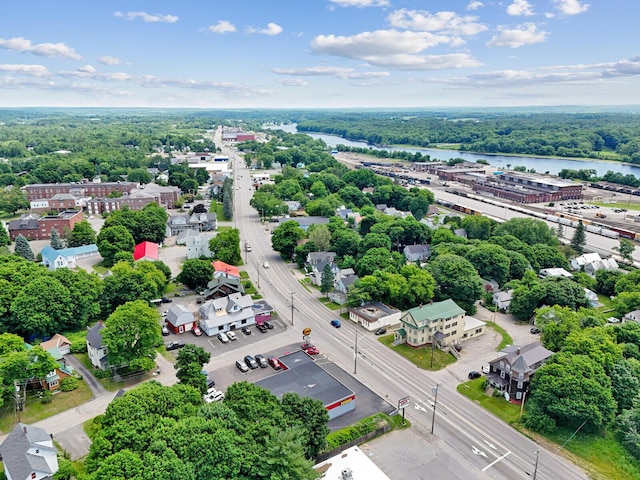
(354, 330), (359, 374)
(256, 261), (260, 288)
(431, 384), (440, 434)
(290, 292), (294, 326)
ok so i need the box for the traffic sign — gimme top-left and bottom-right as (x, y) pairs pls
(302, 327), (312, 336)
(398, 396), (410, 410)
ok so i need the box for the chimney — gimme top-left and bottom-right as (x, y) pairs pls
(516, 348), (521, 355)
(23, 426), (27, 434)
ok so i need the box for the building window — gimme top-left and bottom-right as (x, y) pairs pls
(445, 324), (451, 329)
(241, 319), (247, 324)
(50, 380), (58, 387)
(452, 321), (458, 327)
(518, 372), (524, 379)
(516, 391), (522, 400)
(452, 330), (457, 335)
(517, 381), (523, 389)
(218, 325), (224, 331)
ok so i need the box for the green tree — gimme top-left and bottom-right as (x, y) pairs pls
(0, 221), (10, 246)
(614, 239), (636, 264)
(101, 261), (166, 312)
(493, 218), (557, 246)
(570, 221), (587, 253)
(523, 352), (616, 434)
(610, 360), (640, 413)
(596, 269), (623, 296)
(428, 253), (483, 314)
(97, 225), (135, 267)
(209, 228), (241, 265)
(330, 228), (361, 259)
(52, 268), (103, 330)
(102, 300), (162, 371)
(280, 393), (329, 459)
(308, 224), (331, 251)
(175, 344), (211, 394)
(617, 402), (640, 460)
(0, 186), (28, 214)
(49, 227), (64, 250)
(320, 263), (335, 297)
(271, 221), (305, 260)
(67, 219), (96, 247)
(0, 345), (58, 390)
(465, 244), (511, 286)
(14, 234), (34, 261)
(461, 216), (495, 240)
(176, 259), (215, 290)
(355, 247), (403, 277)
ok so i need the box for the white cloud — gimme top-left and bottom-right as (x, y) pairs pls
(507, 0), (535, 16)
(601, 57), (640, 77)
(366, 53), (481, 70)
(387, 9), (487, 36)
(208, 20), (236, 34)
(114, 11), (179, 23)
(78, 64), (96, 74)
(259, 23), (283, 36)
(0, 37), (81, 60)
(0, 64), (50, 77)
(272, 65), (390, 79)
(329, 0), (390, 7)
(467, 1), (484, 10)
(486, 23), (548, 48)
(99, 55), (123, 65)
(552, 0), (589, 15)
(278, 78), (308, 86)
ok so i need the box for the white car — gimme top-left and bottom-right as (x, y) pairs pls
(226, 331), (237, 341)
(217, 332), (229, 343)
(262, 261), (269, 269)
(203, 389), (224, 403)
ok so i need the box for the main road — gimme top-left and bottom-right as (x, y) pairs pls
(229, 150), (589, 480)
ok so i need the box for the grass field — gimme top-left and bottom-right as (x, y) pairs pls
(377, 334), (456, 370)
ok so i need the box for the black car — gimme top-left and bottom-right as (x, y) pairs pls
(161, 297), (173, 303)
(241, 327), (252, 335)
(244, 355), (259, 369)
(255, 354), (268, 368)
(256, 323), (268, 333)
(374, 327), (387, 336)
(165, 341), (185, 351)
(530, 326), (541, 334)
(264, 321), (274, 330)
(468, 371), (482, 380)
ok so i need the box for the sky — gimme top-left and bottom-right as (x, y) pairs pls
(0, 0), (638, 109)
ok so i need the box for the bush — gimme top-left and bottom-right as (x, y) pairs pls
(94, 369), (112, 379)
(325, 414), (389, 450)
(40, 390), (53, 404)
(59, 377), (79, 392)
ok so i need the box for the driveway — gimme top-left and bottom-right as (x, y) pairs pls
(64, 354), (106, 398)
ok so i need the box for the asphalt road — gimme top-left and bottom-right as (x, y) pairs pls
(230, 151), (589, 480)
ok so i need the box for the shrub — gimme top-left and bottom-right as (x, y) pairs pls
(94, 369), (112, 379)
(40, 390), (53, 404)
(59, 377), (79, 392)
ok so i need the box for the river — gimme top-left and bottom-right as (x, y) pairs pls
(266, 123), (640, 178)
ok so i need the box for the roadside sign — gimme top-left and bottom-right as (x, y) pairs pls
(302, 327), (312, 336)
(398, 396), (410, 410)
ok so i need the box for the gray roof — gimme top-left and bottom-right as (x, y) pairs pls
(86, 322), (105, 349)
(0, 423), (57, 480)
(491, 341), (553, 374)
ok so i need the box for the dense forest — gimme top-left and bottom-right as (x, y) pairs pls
(292, 111), (640, 164)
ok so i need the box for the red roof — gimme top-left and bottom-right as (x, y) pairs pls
(134, 241), (159, 261)
(211, 260), (240, 278)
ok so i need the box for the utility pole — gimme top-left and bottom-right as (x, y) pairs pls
(354, 330), (358, 374)
(431, 384), (440, 434)
(256, 261), (260, 288)
(290, 292), (294, 326)
(532, 449), (540, 480)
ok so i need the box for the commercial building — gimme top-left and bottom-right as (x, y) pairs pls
(25, 181), (137, 201)
(8, 210), (83, 240)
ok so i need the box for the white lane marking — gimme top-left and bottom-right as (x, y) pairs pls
(482, 451), (512, 472)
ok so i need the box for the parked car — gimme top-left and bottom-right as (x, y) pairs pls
(207, 376), (216, 389)
(235, 359), (249, 373)
(244, 355), (259, 369)
(192, 326), (202, 336)
(262, 261), (270, 269)
(161, 325), (170, 336)
(264, 321), (274, 330)
(246, 245), (252, 252)
(330, 319), (341, 328)
(268, 356), (282, 370)
(256, 323), (268, 333)
(255, 354), (268, 368)
(165, 341), (185, 351)
(203, 389), (225, 403)
(481, 365), (490, 374)
(468, 371), (482, 379)
(374, 327), (387, 336)
(161, 297), (173, 304)
(217, 332), (229, 343)
(241, 327), (252, 335)
(301, 344), (319, 355)
(162, 310), (168, 317)
(226, 331), (237, 341)
(530, 326), (541, 334)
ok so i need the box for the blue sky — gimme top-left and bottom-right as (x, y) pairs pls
(0, 0), (637, 108)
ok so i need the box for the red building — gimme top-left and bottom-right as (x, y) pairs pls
(8, 210), (83, 240)
(134, 241), (159, 261)
(25, 182), (137, 201)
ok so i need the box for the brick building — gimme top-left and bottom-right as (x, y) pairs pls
(25, 182), (137, 201)
(30, 193), (80, 213)
(8, 210), (83, 240)
(86, 192), (158, 215)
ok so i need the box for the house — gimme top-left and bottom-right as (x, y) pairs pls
(481, 278), (500, 293)
(493, 290), (514, 312)
(198, 292), (255, 336)
(570, 252), (618, 274)
(349, 302), (401, 331)
(336, 206), (353, 220)
(275, 216), (330, 230)
(584, 288), (599, 307)
(188, 212), (217, 232)
(167, 214), (191, 236)
(486, 341), (553, 404)
(86, 322), (108, 370)
(34, 343), (74, 391)
(307, 251), (336, 266)
(212, 260), (240, 279)
(0, 423), (59, 480)
(403, 244), (431, 263)
(453, 228), (468, 239)
(285, 201), (302, 212)
(538, 267), (573, 279)
(624, 310), (640, 323)
(396, 299), (478, 348)
(40, 334), (71, 356)
(40, 244), (99, 271)
(185, 232), (215, 259)
(202, 274), (245, 300)
(166, 305), (196, 334)
(133, 241), (159, 261)
(426, 204), (440, 217)
(330, 270), (359, 305)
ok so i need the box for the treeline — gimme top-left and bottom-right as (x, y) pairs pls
(294, 112), (640, 164)
(559, 168), (640, 188)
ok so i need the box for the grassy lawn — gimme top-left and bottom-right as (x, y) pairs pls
(0, 382), (93, 434)
(457, 379), (640, 480)
(592, 201), (640, 211)
(485, 321), (513, 351)
(597, 294), (617, 314)
(74, 353), (125, 392)
(378, 334), (456, 370)
(318, 298), (342, 311)
(212, 202), (231, 221)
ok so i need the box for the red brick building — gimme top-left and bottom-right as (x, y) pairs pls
(25, 182), (137, 201)
(8, 210), (83, 240)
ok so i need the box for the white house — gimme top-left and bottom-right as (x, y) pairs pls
(86, 322), (108, 370)
(198, 293), (255, 336)
(349, 302), (401, 331)
(570, 252), (618, 274)
(40, 244), (99, 271)
(403, 244), (431, 263)
(493, 290), (514, 311)
(538, 267), (573, 279)
(624, 310), (640, 323)
(0, 423), (59, 480)
(185, 233), (215, 259)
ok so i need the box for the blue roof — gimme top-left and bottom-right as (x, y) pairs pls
(40, 245), (64, 263)
(62, 244), (98, 256)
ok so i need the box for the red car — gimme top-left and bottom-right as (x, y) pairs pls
(301, 343), (319, 355)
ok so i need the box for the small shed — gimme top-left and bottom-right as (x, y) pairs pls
(166, 304), (196, 334)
